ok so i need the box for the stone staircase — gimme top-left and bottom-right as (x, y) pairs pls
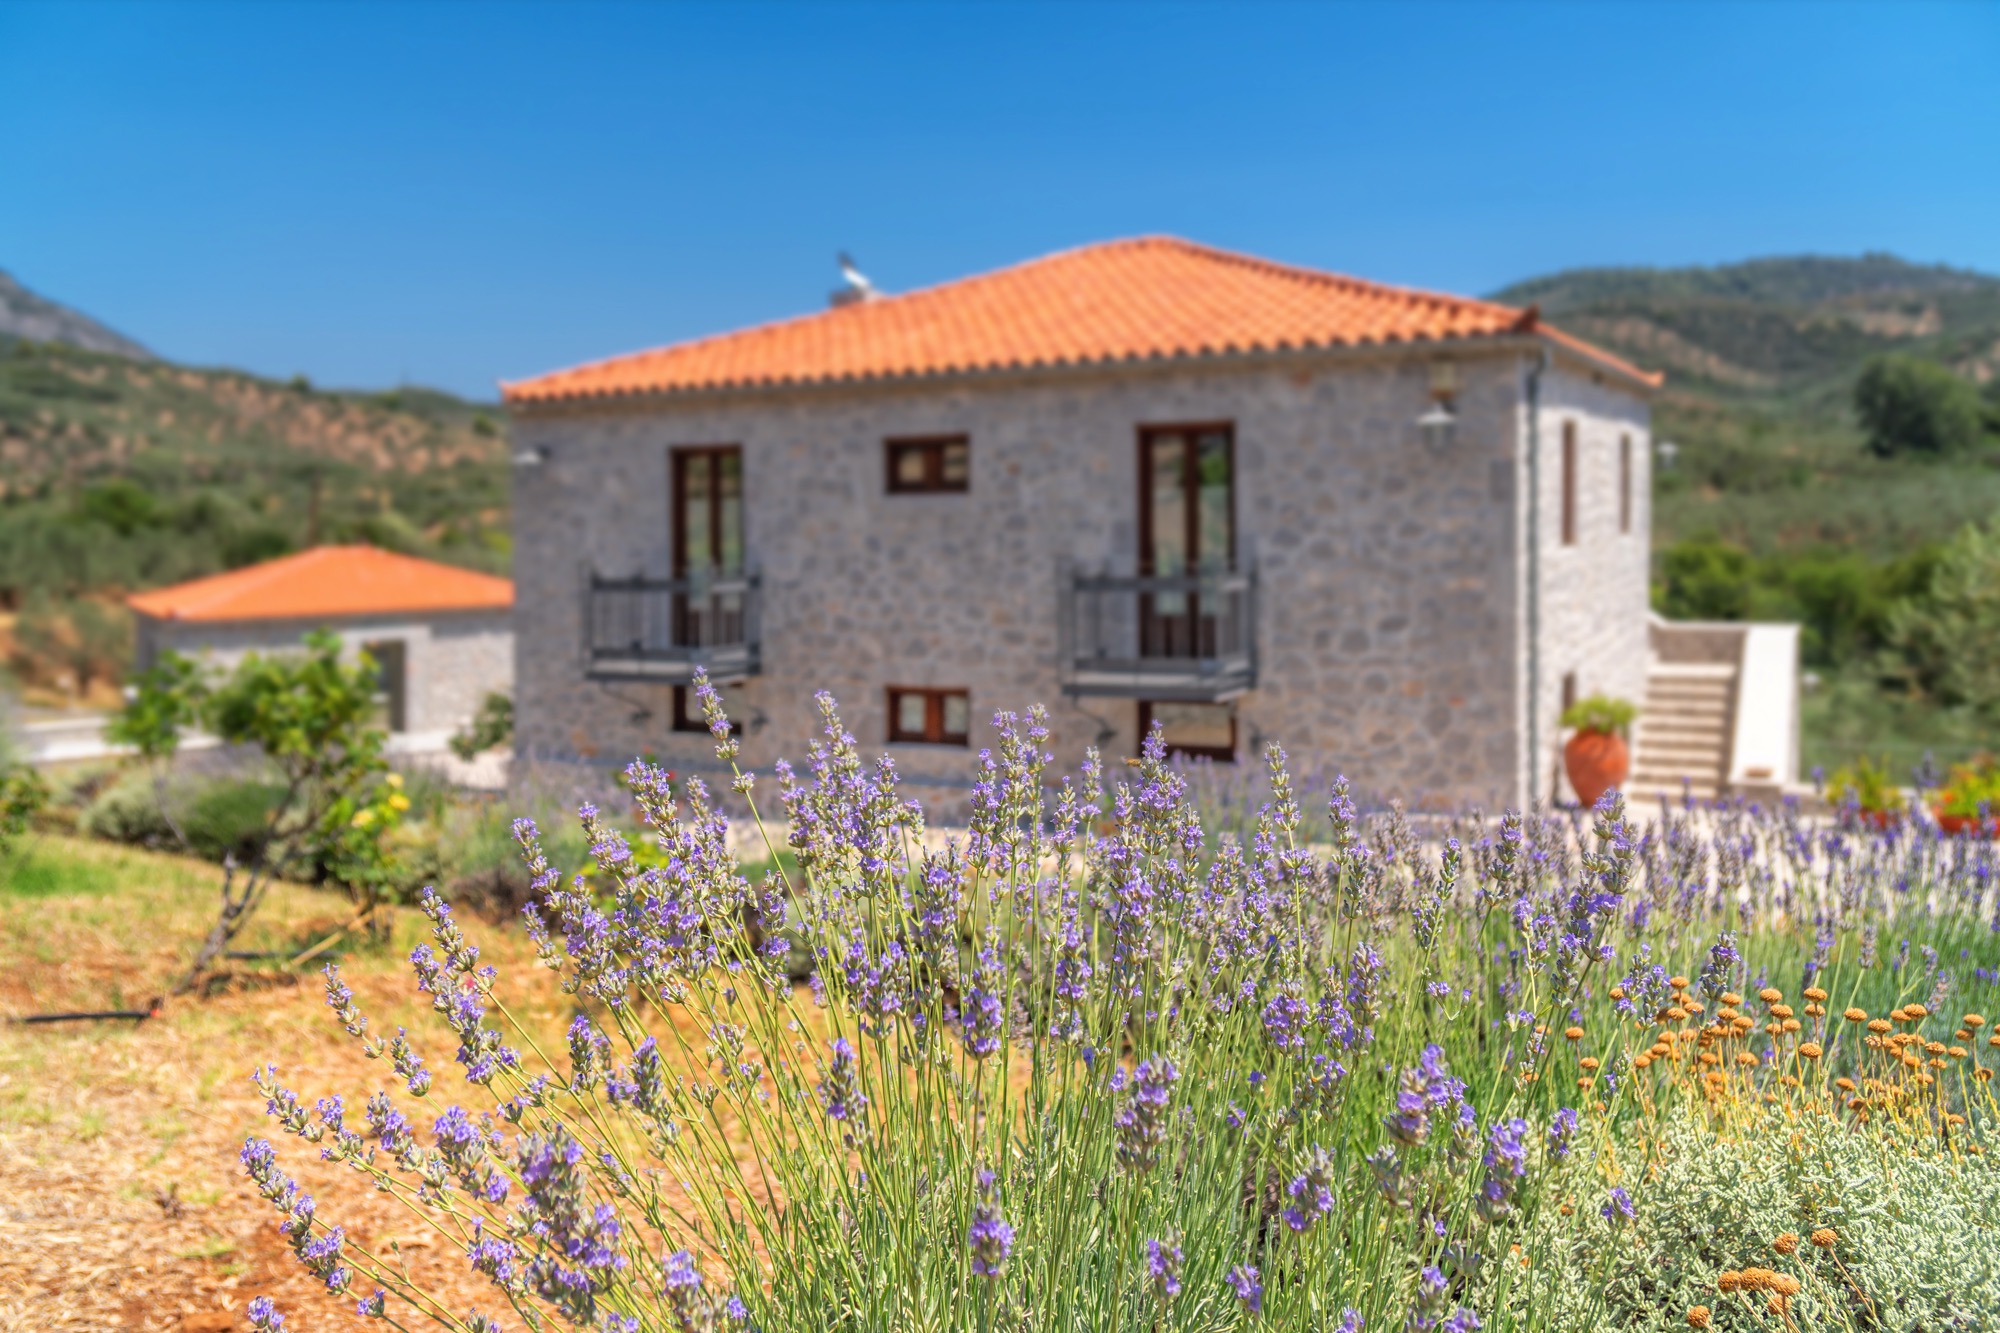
(1627, 660), (1735, 802)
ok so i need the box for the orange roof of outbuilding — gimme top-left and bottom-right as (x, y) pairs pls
(127, 546), (514, 623)
(503, 236), (1660, 405)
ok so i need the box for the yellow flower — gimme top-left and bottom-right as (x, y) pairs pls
(1687, 1306), (1711, 1329)
(1671, 975), (1693, 991)
(1564, 1026), (1584, 1042)
(385, 772), (405, 789)
(1966, 1013), (1987, 1029)
(1773, 1233), (1799, 1255)
(1906, 1003), (1930, 1019)
(1803, 986), (1829, 1003)
(1720, 991), (1743, 1007)
(351, 809), (375, 828)
(387, 792), (412, 812)
(1798, 1042), (1823, 1060)
(1759, 987), (1783, 1004)
(1810, 1227), (1838, 1249)
(1844, 1007), (1868, 1023)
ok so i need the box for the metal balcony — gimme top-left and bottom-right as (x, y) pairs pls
(1059, 565), (1257, 701)
(586, 571), (762, 683)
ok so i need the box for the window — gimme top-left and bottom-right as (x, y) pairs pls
(1139, 423), (1235, 657)
(1619, 433), (1633, 535)
(886, 436), (970, 493)
(887, 687), (971, 745)
(672, 686), (740, 735)
(362, 639), (407, 733)
(1139, 700), (1237, 763)
(1560, 420), (1578, 547)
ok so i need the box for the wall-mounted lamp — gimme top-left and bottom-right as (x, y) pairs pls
(1418, 399), (1458, 453)
(512, 445), (550, 468)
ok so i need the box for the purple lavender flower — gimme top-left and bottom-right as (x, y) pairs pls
(1282, 1145), (1338, 1232)
(1337, 1311), (1364, 1333)
(1441, 1310), (1482, 1333)
(1601, 1186), (1635, 1223)
(1476, 1116), (1530, 1223)
(1700, 930), (1742, 1001)
(1112, 1056), (1178, 1176)
(819, 1037), (866, 1124)
(355, 1289), (386, 1317)
(1547, 1107), (1580, 1160)
(1263, 992), (1308, 1054)
(246, 1296), (285, 1332)
(961, 946), (1005, 1060)
(968, 1169), (1014, 1278)
(1144, 1236), (1183, 1300)
(1226, 1264), (1262, 1313)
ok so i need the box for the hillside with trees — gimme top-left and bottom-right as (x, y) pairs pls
(0, 274), (509, 705)
(1497, 254), (2000, 772)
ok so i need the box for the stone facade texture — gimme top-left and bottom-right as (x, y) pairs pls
(138, 610), (514, 739)
(509, 347), (1650, 811)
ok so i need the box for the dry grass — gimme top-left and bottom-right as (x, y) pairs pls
(0, 835), (585, 1330)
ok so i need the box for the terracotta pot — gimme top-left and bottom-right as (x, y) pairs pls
(1564, 730), (1629, 809)
(1935, 811), (1997, 838)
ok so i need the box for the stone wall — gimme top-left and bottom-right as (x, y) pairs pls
(140, 610), (514, 739)
(510, 348), (1648, 811)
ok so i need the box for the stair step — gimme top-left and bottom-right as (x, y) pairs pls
(1649, 662), (1737, 681)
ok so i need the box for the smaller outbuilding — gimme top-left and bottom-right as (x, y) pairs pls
(128, 545), (513, 750)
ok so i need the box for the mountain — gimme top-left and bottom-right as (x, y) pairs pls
(1492, 254), (2000, 402)
(0, 269), (152, 360)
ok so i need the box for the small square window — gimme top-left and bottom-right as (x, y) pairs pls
(886, 436), (970, 494)
(673, 686), (740, 735)
(1139, 700), (1236, 762)
(887, 687), (971, 745)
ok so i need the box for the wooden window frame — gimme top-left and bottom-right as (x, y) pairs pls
(671, 444), (744, 576)
(885, 435), (970, 494)
(672, 686), (740, 735)
(886, 686), (971, 746)
(1560, 420), (1578, 547)
(1138, 700), (1238, 764)
(1618, 433), (1633, 535)
(1137, 422), (1236, 573)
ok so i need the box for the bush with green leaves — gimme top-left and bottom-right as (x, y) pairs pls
(1884, 516), (2000, 717)
(110, 629), (398, 990)
(1854, 354), (1988, 459)
(1559, 694), (1637, 738)
(237, 679), (2000, 1332)
(449, 690), (514, 761)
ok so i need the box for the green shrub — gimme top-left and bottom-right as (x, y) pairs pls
(1854, 353), (1987, 458)
(1936, 756), (2000, 819)
(181, 779), (287, 863)
(1884, 517), (2000, 715)
(79, 768), (182, 846)
(1559, 693), (1637, 737)
(1826, 755), (1904, 814)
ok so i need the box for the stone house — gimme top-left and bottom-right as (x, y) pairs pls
(128, 545), (514, 750)
(502, 237), (1665, 809)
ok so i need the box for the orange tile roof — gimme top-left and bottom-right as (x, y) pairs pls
(504, 236), (1660, 405)
(127, 546), (513, 623)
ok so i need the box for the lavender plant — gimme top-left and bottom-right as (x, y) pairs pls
(242, 677), (2000, 1331)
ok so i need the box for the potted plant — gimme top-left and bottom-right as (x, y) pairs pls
(1560, 694), (1637, 808)
(1934, 756), (2000, 837)
(1827, 756), (1905, 829)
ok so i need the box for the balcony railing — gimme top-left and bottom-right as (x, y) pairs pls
(1059, 565), (1257, 701)
(586, 571), (762, 683)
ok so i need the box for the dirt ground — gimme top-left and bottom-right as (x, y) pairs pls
(0, 836), (587, 1331)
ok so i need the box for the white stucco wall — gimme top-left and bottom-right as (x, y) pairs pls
(1522, 359), (1653, 803)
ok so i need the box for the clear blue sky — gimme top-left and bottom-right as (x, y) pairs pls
(3, 1), (1995, 400)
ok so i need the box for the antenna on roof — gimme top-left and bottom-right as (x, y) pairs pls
(830, 252), (881, 308)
